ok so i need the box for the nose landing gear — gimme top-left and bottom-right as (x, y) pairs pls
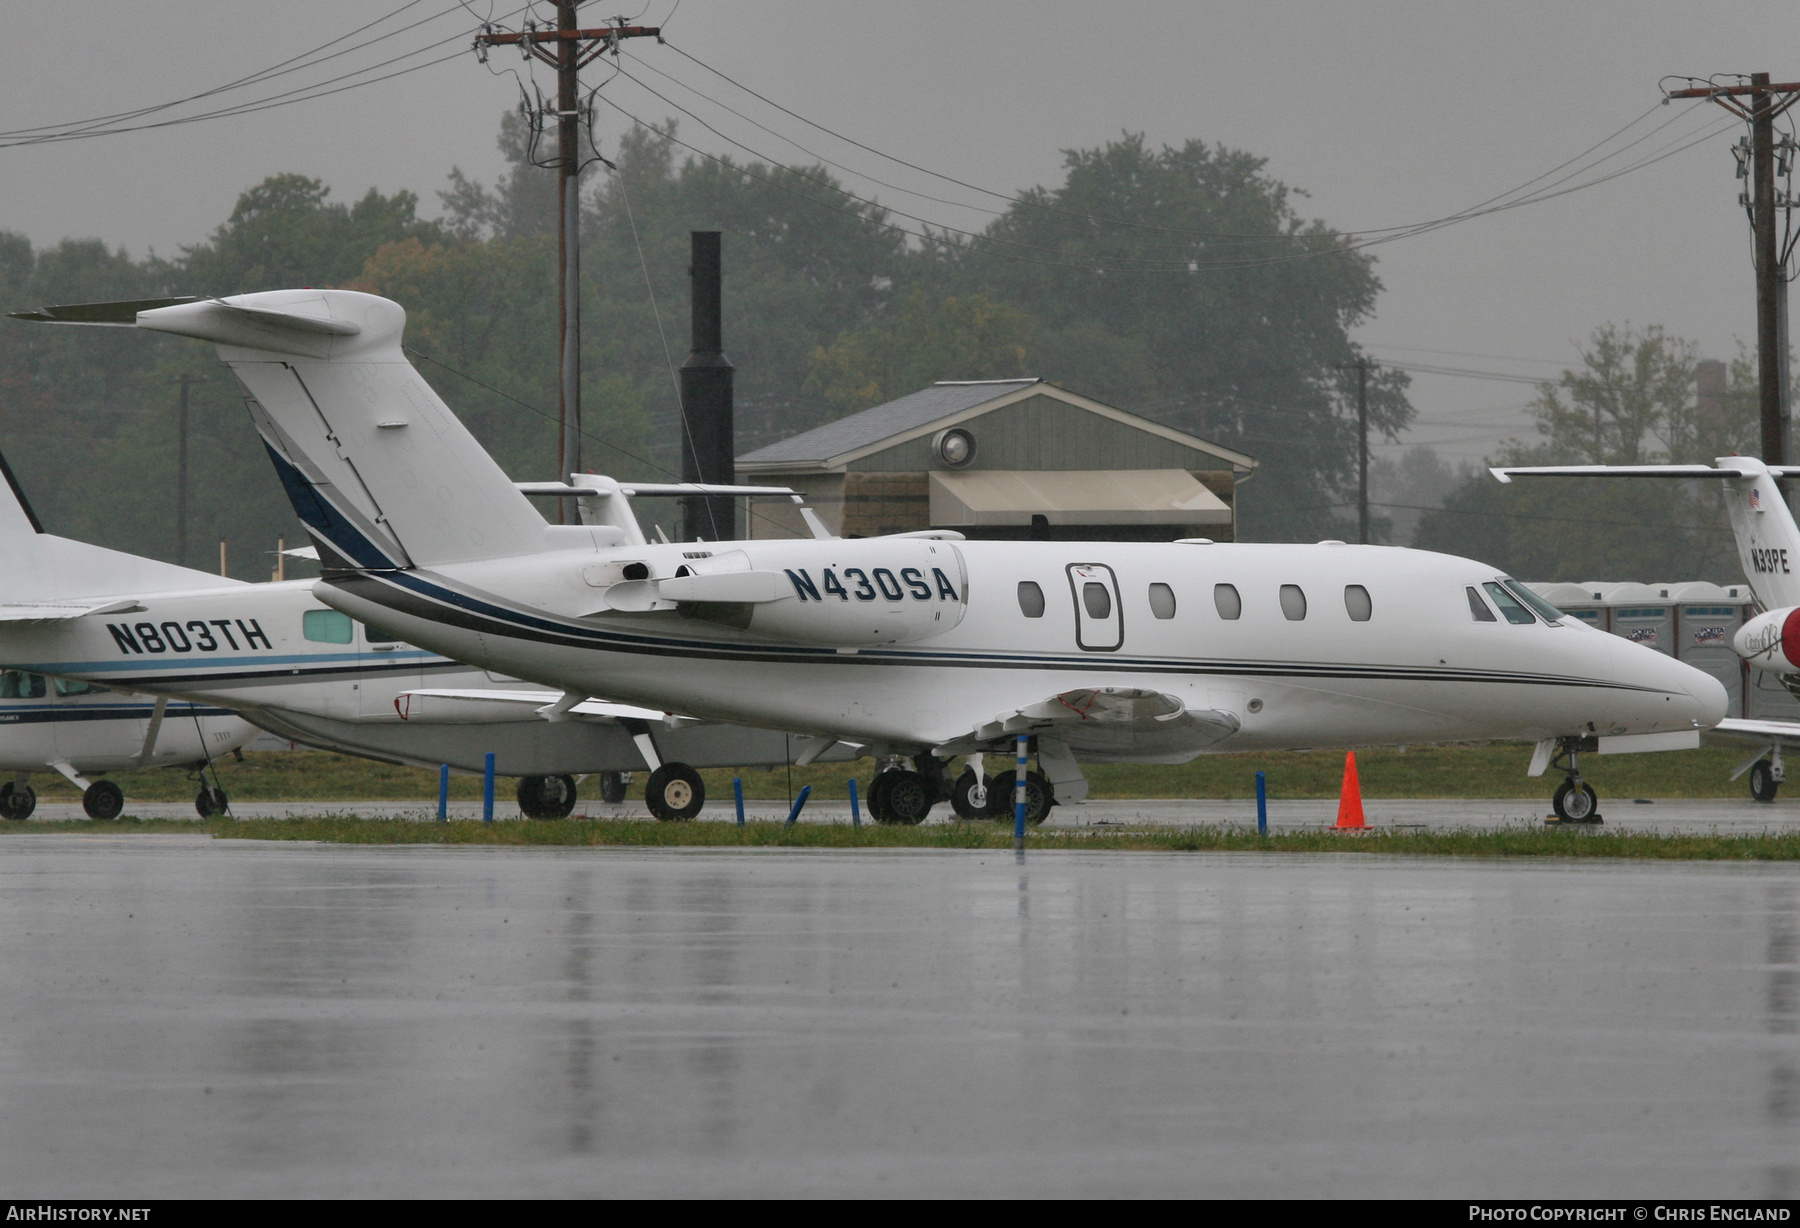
(1548, 737), (1602, 824)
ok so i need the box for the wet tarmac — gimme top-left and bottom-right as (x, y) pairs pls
(2, 834), (1798, 1197)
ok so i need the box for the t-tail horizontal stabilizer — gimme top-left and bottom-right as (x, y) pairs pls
(9, 290), (556, 570)
(1491, 458), (1800, 611)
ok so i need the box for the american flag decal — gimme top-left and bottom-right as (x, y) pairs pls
(1751, 487), (1762, 509)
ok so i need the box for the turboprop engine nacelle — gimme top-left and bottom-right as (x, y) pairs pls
(1734, 606), (1800, 674)
(637, 537), (969, 648)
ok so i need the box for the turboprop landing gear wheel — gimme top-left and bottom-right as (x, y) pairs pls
(645, 763), (704, 821)
(194, 786), (227, 818)
(1552, 779), (1600, 823)
(949, 770), (1000, 820)
(1750, 760), (1782, 803)
(83, 780), (124, 821)
(599, 771), (627, 804)
(0, 782), (35, 820)
(517, 774), (577, 820)
(872, 770), (932, 824)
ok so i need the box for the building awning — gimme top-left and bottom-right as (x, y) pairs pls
(928, 469), (1231, 526)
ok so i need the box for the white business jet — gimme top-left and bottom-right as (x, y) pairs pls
(16, 290), (1727, 825)
(0, 438), (850, 820)
(1493, 455), (1800, 802)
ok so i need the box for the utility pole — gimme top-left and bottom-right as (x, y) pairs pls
(172, 373), (206, 567)
(475, 9), (660, 520)
(1339, 358), (1374, 544)
(1666, 74), (1800, 464)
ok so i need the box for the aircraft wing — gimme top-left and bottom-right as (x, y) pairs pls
(394, 688), (698, 726)
(0, 599), (145, 622)
(1710, 717), (1800, 744)
(939, 687), (1241, 763)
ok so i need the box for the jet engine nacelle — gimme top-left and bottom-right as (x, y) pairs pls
(1734, 606), (1800, 674)
(661, 537), (969, 648)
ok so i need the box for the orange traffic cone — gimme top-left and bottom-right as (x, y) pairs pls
(1335, 751), (1367, 829)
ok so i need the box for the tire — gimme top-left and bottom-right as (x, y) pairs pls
(875, 769), (932, 825)
(599, 770), (627, 805)
(83, 780), (124, 821)
(0, 782), (36, 821)
(1750, 760), (1781, 804)
(645, 763), (704, 821)
(517, 774), (577, 820)
(195, 786), (227, 818)
(865, 771), (895, 823)
(949, 769), (999, 820)
(998, 770), (1054, 826)
(1552, 779), (1599, 822)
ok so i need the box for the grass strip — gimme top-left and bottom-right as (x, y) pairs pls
(27, 742), (1772, 807)
(12, 816), (1800, 860)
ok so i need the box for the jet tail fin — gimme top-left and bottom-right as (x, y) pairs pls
(0, 444), (239, 602)
(11, 290), (555, 570)
(1491, 458), (1800, 609)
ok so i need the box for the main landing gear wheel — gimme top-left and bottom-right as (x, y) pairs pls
(999, 771), (1055, 826)
(1750, 760), (1782, 804)
(599, 771), (628, 804)
(83, 780), (124, 821)
(869, 770), (933, 825)
(1552, 779), (1600, 823)
(645, 763), (704, 821)
(194, 786), (228, 818)
(0, 782), (35, 821)
(949, 770), (1002, 820)
(517, 774), (578, 820)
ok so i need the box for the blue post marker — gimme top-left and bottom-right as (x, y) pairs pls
(733, 776), (745, 827)
(849, 778), (861, 828)
(1256, 770), (1268, 835)
(482, 752), (495, 823)
(437, 764), (449, 822)
(784, 784), (812, 828)
(1013, 734), (1029, 851)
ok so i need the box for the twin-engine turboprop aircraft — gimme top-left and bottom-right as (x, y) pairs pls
(1493, 455), (1800, 802)
(13, 290), (1729, 824)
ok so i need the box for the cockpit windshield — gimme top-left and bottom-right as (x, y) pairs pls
(1482, 582), (1536, 625)
(1501, 579), (1565, 625)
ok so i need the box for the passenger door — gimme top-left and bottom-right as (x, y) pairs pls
(1066, 563), (1123, 651)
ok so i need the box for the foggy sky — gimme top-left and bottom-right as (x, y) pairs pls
(3, 1), (1795, 467)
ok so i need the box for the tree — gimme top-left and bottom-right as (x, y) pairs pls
(172, 174), (447, 294)
(940, 133), (1411, 539)
(804, 292), (1031, 412)
(1513, 323), (1700, 465)
(1415, 323), (1752, 581)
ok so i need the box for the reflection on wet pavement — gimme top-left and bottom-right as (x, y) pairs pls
(2, 835), (1798, 1197)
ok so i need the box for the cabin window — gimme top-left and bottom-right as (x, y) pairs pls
(1148, 583), (1177, 619)
(1279, 584), (1307, 621)
(363, 624), (399, 644)
(0, 671), (45, 699)
(303, 609), (354, 644)
(1467, 587), (1497, 622)
(53, 678), (102, 697)
(1082, 582), (1113, 620)
(1017, 581), (1046, 618)
(1482, 582), (1536, 625)
(1214, 583), (1241, 620)
(1344, 585), (1372, 622)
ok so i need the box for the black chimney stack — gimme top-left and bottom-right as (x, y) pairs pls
(680, 231), (735, 540)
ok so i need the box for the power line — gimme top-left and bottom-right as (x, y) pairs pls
(0, 5), (530, 149)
